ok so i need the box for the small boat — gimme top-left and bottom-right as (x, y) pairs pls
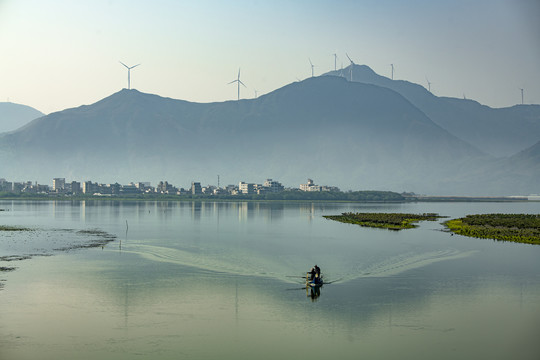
(306, 272), (323, 287)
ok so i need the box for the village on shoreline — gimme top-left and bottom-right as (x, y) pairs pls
(0, 177), (340, 197)
(0, 176), (537, 202)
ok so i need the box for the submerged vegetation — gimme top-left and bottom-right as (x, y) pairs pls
(445, 214), (540, 245)
(323, 212), (443, 230)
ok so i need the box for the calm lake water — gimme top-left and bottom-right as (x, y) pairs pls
(1, 200), (539, 360)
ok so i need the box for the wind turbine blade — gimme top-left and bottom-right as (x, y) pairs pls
(131, 64), (141, 69)
(239, 80), (246, 87)
(119, 61), (129, 69)
(346, 53), (354, 64)
(227, 80), (238, 85)
(238, 68), (241, 79)
(309, 58), (313, 66)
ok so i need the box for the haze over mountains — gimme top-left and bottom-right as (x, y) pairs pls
(1, 65), (538, 196)
(0, 102), (44, 133)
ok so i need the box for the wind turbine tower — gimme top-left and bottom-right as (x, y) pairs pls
(119, 61), (140, 90)
(333, 53), (338, 71)
(390, 64), (394, 80)
(520, 88), (524, 104)
(346, 53), (355, 81)
(228, 68), (246, 101)
(309, 58), (315, 77)
(426, 77), (432, 93)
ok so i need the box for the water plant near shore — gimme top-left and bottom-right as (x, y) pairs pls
(445, 214), (540, 245)
(0, 225), (31, 231)
(323, 212), (443, 230)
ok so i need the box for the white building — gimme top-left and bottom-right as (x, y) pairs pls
(300, 178), (339, 192)
(239, 182), (255, 194)
(300, 179), (320, 191)
(263, 179), (284, 193)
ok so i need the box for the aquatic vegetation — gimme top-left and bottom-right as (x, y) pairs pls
(445, 214), (540, 245)
(323, 212), (443, 230)
(0, 225), (31, 231)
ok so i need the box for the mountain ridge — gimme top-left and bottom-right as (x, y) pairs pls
(325, 65), (540, 158)
(0, 74), (537, 195)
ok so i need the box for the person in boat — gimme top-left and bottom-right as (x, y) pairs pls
(314, 265), (321, 278)
(308, 267), (316, 281)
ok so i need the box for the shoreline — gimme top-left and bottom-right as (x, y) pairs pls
(0, 195), (536, 203)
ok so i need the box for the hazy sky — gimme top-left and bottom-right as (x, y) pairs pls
(1, 0), (539, 114)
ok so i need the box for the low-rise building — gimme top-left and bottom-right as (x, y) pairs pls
(120, 183), (141, 195)
(191, 182), (202, 195)
(239, 182), (255, 194)
(300, 178), (339, 192)
(263, 179), (284, 193)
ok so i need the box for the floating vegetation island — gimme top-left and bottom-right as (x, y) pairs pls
(323, 212), (443, 230)
(445, 214), (540, 245)
(0, 225), (31, 231)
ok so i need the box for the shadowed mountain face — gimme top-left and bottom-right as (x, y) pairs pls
(0, 102), (44, 133)
(0, 75), (536, 195)
(326, 65), (540, 158)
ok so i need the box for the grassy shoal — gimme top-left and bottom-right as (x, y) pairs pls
(323, 212), (443, 230)
(444, 214), (540, 245)
(0, 225), (30, 231)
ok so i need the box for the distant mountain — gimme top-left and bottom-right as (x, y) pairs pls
(0, 76), (535, 195)
(0, 102), (44, 133)
(505, 140), (540, 189)
(467, 140), (540, 195)
(511, 140), (540, 164)
(325, 65), (540, 158)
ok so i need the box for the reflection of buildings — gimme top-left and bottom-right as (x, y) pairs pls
(235, 202), (284, 223)
(191, 201), (202, 221)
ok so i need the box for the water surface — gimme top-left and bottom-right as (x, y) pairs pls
(1, 200), (539, 359)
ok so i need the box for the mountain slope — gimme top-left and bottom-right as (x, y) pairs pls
(473, 140), (540, 194)
(0, 102), (44, 133)
(326, 65), (540, 157)
(0, 77), (517, 195)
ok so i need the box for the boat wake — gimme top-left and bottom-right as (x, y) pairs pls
(118, 244), (477, 285)
(346, 249), (478, 281)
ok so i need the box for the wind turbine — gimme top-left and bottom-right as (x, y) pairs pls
(520, 88), (524, 104)
(119, 61), (140, 90)
(346, 53), (355, 81)
(228, 68), (246, 101)
(333, 53), (338, 71)
(425, 76), (432, 93)
(309, 58), (315, 77)
(390, 64), (394, 80)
